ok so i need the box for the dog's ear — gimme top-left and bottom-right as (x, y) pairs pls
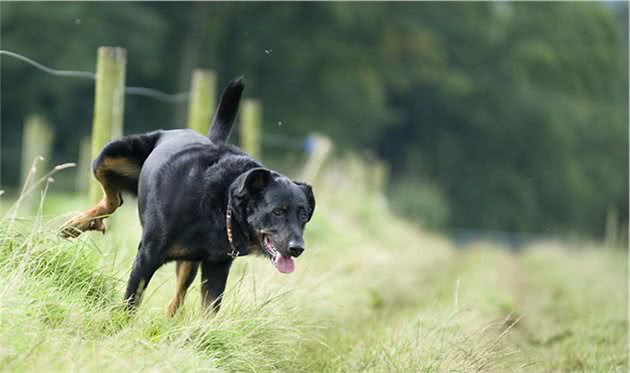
(294, 181), (315, 221)
(240, 168), (273, 195)
(230, 168), (273, 212)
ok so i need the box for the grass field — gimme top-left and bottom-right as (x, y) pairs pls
(0, 163), (627, 372)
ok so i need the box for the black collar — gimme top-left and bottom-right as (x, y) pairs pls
(225, 205), (240, 258)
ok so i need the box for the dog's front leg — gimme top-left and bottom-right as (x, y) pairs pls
(200, 259), (232, 313)
(124, 241), (162, 312)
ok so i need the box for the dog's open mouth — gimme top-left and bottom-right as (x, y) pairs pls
(262, 235), (295, 274)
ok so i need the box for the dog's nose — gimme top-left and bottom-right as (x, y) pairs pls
(288, 242), (304, 258)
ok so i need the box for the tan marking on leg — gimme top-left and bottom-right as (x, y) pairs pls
(93, 157), (127, 213)
(135, 279), (147, 304)
(167, 261), (195, 317)
(61, 157), (133, 237)
(166, 246), (193, 260)
(101, 157), (141, 177)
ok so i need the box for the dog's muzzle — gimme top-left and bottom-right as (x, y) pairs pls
(262, 235), (296, 274)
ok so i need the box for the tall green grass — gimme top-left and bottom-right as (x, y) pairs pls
(0, 159), (626, 372)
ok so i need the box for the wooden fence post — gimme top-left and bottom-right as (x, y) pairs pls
(89, 47), (126, 204)
(187, 69), (216, 135)
(76, 137), (91, 193)
(605, 207), (619, 248)
(371, 160), (390, 195)
(301, 134), (333, 183)
(240, 99), (262, 159)
(20, 114), (54, 212)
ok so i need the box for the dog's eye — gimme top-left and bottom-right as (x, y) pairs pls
(299, 210), (308, 222)
(272, 208), (285, 216)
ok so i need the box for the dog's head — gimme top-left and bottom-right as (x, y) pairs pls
(229, 168), (315, 273)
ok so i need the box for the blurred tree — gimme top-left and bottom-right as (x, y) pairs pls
(374, 3), (628, 235)
(0, 2), (626, 237)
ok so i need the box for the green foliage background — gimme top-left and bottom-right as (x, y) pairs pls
(1, 2), (627, 237)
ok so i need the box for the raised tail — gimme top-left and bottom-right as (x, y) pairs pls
(208, 77), (245, 144)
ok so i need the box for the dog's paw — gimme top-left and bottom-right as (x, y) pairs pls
(166, 299), (179, 318)
(60, 211), (107, 238)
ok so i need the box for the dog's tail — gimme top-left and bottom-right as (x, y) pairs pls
(208, 77), (245, 144)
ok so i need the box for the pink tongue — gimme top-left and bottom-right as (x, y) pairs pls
(275, 255), (295, 273)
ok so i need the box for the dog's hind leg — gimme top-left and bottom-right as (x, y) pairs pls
(200, 260), (232, 313)
(166, 261), (199, 317)
(60, 162), (126, 237)
(61, 132), (160, 238)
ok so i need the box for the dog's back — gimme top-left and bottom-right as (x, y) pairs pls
(93, 77), (244, 197)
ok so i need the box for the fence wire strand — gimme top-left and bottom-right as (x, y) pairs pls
(124, 86), (189, 103)
(0, 50), (189, 103)
(0, 50), (96, 79)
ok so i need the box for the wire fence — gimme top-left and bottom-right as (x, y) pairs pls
(0, 50), (190, 103)
(0, 49), (308, 150)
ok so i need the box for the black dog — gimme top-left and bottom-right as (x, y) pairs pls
(62, 78), (315, 316)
